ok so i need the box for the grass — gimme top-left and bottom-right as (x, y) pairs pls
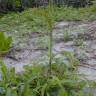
(0, 54), (93, 96)
(0, 5), (95, 48)
(0, 4), (95, 52)
(0, 4), (96, 34)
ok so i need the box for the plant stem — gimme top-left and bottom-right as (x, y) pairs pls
(49, 29), (52, 75)
(48, 0), (53, 76)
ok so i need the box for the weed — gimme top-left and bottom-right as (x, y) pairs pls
(63, 29), (72, 41)
(0, 32), (12, 55)
(0, 59), (92, 96)
(73, 39), (84, 46)
(35, 0), (55, 75)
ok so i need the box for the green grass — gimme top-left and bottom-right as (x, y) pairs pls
(0, 4), (96, 35)
(0, 54), (92, 96)
(0, 9), (46, 34)
(54, 5), (96, 21)
(0, 5), (96, 48)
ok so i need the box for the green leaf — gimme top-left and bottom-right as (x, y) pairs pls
(6, 88), (12, 96)
(58, 90), (68, 96)
(0, 32), (12, 54)
(21, 82), (30, 96)
(41, 83), (48, 96)
(12, 90), (18, 96)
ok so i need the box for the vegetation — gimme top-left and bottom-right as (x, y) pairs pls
(0, 0), (22, 12)
(0, 0), (96, 96)
(0, 0), (95, 12)
(0, 32), (12, 55)
(0, 4), (96, 35)
(0, 56), (92, 96)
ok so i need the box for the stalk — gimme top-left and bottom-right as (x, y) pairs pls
(48, 0), (53, 75)
(36, 0), (54, 75)
(49, 27), (53, 75)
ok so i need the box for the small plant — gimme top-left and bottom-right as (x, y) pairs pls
(73, 39), (84, 46)
(63, 30), (72, 41)
(0, 32), (12, 55)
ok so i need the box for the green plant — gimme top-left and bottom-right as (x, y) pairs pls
(73, 39), (83, 46)
(0, 58), (93, 96)
(47, 0), (54, 75)
(35, 0), (55, 75)
(0, 32), (12, 55)
(63, 29), (72, 41)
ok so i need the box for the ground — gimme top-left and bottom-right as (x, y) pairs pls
(0, 5), (96, 81)
(0, 19), (96, 81)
